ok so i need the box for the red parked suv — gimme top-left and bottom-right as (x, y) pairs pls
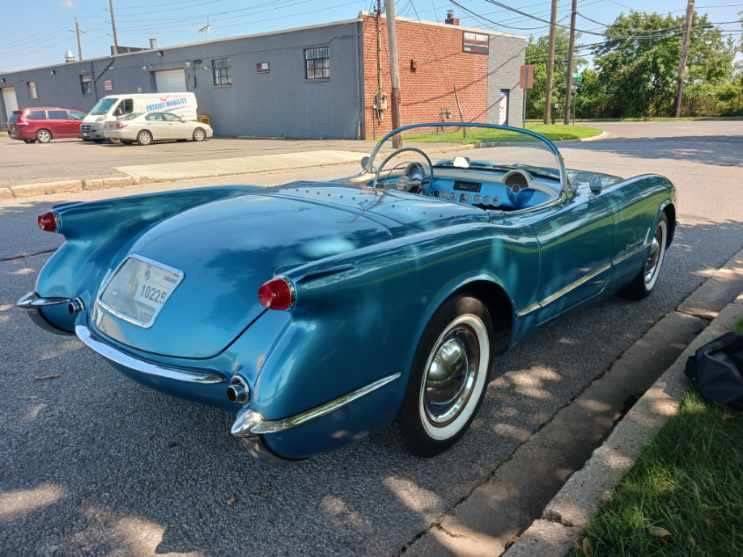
(8, 107), (87, 143)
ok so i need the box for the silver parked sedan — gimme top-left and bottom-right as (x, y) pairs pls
(104, 112), (213, 145)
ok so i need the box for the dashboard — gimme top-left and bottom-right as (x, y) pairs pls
(421, 168), (558, 211)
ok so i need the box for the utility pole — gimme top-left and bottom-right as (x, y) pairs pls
(74, 17), (83, 62)
(384, 0), (402, 147)
(544, 0), (559, 125)
(108, 0), (120, 56)
(563, 0), (577, 125)
(674, 0), (695, 117)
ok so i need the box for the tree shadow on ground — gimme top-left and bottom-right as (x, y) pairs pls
(565, 135), (743, 167)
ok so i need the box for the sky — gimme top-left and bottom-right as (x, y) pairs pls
(0, 0), (741, 72)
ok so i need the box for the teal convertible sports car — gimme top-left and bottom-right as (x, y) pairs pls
(18, 123), (675, 460)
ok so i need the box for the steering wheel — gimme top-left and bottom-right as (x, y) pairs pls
(375, 147), (434, 192)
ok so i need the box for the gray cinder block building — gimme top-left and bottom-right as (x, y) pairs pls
(0, 14), (526, 139)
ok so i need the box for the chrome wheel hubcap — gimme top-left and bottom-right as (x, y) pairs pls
(644, 221), (666, 289)
(424, 325), (479, 426)
(38, 131), (50, 142)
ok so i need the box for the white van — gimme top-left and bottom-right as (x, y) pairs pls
(81, 92), (198, 141)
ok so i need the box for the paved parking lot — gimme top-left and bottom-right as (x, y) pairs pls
(1, 121), (742, 555)
(0, 134), (370, 186)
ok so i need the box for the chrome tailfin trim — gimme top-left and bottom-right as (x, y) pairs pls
(231, 372), (402, 437)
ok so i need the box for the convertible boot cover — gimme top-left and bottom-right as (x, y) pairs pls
(685, 332), (743, 411)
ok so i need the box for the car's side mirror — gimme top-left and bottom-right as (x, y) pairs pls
(360, 156), (371, 171)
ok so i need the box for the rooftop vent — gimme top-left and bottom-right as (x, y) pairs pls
(445, 9), (460, 25)
(64, 49), (76, 63)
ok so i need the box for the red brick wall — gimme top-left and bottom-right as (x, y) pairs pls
(360, 16), (489, 140)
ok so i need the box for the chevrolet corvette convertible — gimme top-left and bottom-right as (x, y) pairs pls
(18, 123), (675, 459)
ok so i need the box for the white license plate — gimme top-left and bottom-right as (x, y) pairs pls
(98, 256), (184, 328)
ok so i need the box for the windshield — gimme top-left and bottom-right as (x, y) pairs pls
(89, 97), (118, 116)
(342, 123), (567, 213)
(365, 123), (565, 190)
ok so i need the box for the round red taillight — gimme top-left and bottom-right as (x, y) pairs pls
(37, 211), (58, 233)
(258, 277), (295, 310)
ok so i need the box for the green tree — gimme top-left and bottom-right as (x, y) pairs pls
(592, 11), (736, 117)
(574, 67), (609, 118)
(524, 29), (585, 120)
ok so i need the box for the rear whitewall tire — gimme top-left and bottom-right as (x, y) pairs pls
(418, 314), (490, 441)
(399, 295), (494, 457)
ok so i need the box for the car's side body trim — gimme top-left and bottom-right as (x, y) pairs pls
(231, 372), (402, 437)
(516, 262), (612, 317)
(75, 324), (225, 384)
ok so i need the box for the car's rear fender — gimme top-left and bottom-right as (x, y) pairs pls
(246, 222), (534, 457)
(34, 186), (259, 332)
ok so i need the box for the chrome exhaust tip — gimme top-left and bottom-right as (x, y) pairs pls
(226, 375), (250, 404)
(68, 298), (84, 315)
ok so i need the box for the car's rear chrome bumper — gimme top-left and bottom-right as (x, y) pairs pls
(16, 291), (82, 335)
(75, 324), (225, 385)
(230, 372), (401, 438)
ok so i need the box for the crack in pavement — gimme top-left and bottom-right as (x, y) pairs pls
(0, 248), (57, 263)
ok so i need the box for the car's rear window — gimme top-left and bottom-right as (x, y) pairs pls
(9, 111), (21, 125)
(47, 110), (68, 119)
(27, 110), (46, 120)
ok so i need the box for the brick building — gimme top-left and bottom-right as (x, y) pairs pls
(0, 13), (526, 139)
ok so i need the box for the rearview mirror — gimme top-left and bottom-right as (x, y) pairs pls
(589, 176), (603, 195)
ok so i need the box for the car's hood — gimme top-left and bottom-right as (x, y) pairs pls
(91, 189), (394, 359)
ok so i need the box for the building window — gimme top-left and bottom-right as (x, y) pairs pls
(256, 61), (270, 73)
(304, 47), (330, 80)
(212, 58), (232, 87)
(28, 81), (38, 99)
(80, 74), (94, 96)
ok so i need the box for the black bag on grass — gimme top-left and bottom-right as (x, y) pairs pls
(685, 333), (743, 411)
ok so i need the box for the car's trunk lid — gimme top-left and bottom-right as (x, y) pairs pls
(91, 191), (392, 359)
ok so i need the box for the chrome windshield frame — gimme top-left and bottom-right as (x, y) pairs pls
(362, 122), (570, 195)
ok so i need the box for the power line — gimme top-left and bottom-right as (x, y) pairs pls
(449, 1), (551, 31)
(477, 0), (606, 35)
(576, 12), (610, 28)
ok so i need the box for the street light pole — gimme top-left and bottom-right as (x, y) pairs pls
(74, 18), (83, 62)
(674, 0), (695, 117)
(108, 0), (120, 56)
(544, 0), (559, 124)
(563, 0), (577, 125)
(384, 0), (402, 147)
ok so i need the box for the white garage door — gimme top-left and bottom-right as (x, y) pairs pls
(2, 87), (19, 121)
(155, 69), (187, 93)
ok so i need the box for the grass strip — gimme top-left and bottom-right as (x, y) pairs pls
(572, 391), (743, 556)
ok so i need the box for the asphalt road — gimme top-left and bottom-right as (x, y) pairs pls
(0, 134), (371, 187)
(1, 121), (742, 556)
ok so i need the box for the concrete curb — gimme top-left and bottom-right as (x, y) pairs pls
(9, 179), (83, 198)
(578, 131), (610, 142)
(82, 176), (139, 190)
(504, 292), (743, 556)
